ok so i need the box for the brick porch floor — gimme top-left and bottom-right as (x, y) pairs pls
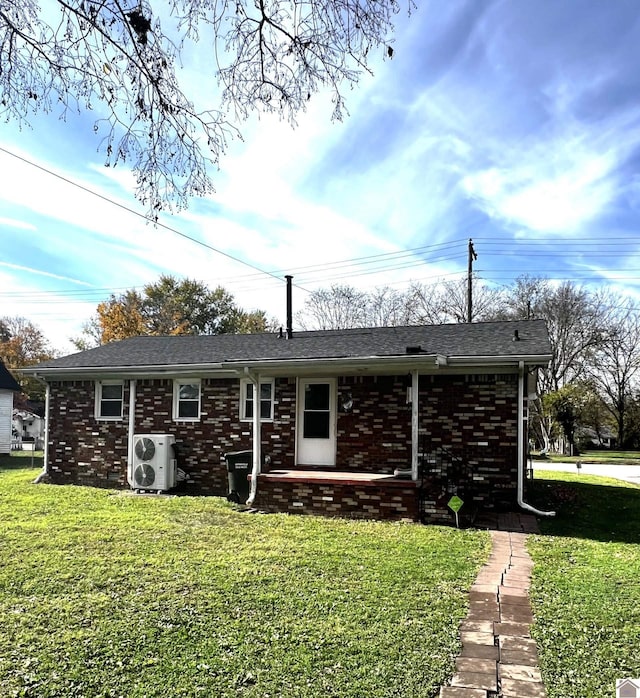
(251, 469), (422, 521)
(256, 468), (415, 486)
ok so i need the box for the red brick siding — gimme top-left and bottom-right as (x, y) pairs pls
(47, 377), (297, 494)
(46, 372), (521, 518)
(253, 478), (420, 522)
(47, 380), (130, 487)
(419, 374), (519, 509)
(336, 376), (410, 473)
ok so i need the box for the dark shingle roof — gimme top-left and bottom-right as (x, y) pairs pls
(0, 360), (21, 391)
(30, 320), (550, 373)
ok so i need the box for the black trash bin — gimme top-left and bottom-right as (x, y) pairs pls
(225, 450), (252, 504)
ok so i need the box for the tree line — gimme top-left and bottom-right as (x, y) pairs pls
(0, 275), (272, 402)
(3, 273), (640, 452)
(72, 275), (272, 349)
(295, 276), (640, 452)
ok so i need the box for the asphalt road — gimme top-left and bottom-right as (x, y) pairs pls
(533, 460), (640, 487)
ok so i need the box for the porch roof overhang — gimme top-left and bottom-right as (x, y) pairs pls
(23, 351), (552, 381)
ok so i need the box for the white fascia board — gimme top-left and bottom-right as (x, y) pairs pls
(223, 353), (553, 374)
(444, 353), (553, 366)
(24, 363), (228, 380)
(25, 352), (552, 381)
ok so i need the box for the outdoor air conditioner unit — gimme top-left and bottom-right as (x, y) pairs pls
(130, 434), (176, 492)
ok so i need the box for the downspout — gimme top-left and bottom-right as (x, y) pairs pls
(517, 362), (555, 517)
(411, 369), (419, 481)
(127, 379), (137, 486)
(244, 367), (261, 506)
(34, 381), (50, 484)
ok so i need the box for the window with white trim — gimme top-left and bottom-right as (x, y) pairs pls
(240, 379), (274, 421)
(173, 379), (201, 420)
(95, 381), (124, 420)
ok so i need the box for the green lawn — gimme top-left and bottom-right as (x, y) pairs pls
(536, 450), (640, 465)
(0, 454), (489, 698)
(528, 471), (640, 698)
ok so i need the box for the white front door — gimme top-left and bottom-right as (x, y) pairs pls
(297, 378), (336, 466)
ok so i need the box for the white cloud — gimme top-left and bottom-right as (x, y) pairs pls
(0, 271), (96, 353)
(0, 261), (93, 286)
(462, 133), (619, 234)
(0, 217), (37, 231)
(3, 0), (640, 352)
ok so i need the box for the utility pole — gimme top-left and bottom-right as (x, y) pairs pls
(467, 239), (477, 323)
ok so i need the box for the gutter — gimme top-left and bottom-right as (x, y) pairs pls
(517, 362), (555, 517)
(23, 363), (226, 380)
(24, 353), (553, 381)
(242, 367), (261, 507)
(410, 369), (419, 481)
(127, 380), (137, 487)
(33, 382), (50, 484)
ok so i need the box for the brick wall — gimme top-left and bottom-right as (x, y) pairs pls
(47, 380), (130, 487)
(252, 475), (420, 522)
(335, 375), (410, 473)
(419, 373), (519, 510)
(46, 371), (521, 517)
(46, 377), (297, 495)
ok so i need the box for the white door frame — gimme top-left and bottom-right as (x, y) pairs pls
(296, 378), (337, 466)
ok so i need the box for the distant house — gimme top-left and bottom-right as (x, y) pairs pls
(12, 409), (45, 450)
(577, 425), (617, 450)
(0, 359), (21, 455)
(24, 320), (551, 523)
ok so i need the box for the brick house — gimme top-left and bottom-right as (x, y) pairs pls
(25, 320), (551, 523)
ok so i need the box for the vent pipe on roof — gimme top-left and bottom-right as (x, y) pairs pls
(285, 275), (293, 340)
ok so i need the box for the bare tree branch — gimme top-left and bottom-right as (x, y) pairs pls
(0, 0), (408, 214)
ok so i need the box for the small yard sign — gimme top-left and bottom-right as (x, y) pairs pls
(448, 495), (464, 528)
(448, 495), (463, 512)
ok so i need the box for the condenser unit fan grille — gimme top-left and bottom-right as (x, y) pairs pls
(135, 437), (156, 461)
(134, 463), (156, 487)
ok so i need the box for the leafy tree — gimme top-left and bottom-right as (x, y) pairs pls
(1, 0), (404, 213)
(97, 290), (147, 343)
(543, 384), (591, 455)
(141, 276), (239, 335)
(233, 309), (274, 334)
(75, 275), (269, 345)
(576, 385), (616, 450)
(0, 316), (57, 400)
(621, 392), (640, 449)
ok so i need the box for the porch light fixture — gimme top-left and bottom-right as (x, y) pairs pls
(341, 393), (354, 413)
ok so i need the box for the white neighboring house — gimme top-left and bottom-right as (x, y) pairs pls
(0, 360), (21, 455)
(12, 409), (45, 450)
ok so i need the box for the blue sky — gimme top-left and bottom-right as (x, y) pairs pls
(2, 0), (640, 353)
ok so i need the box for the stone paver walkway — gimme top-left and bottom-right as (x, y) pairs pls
(439, 513), (547, 698)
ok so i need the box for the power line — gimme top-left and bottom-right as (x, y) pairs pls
(0, 146), (305, 291)
(3, 143), (640, 305)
